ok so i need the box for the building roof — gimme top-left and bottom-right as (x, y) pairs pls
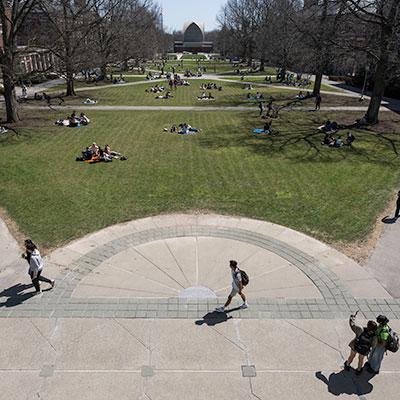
(183, 21), (205, 43)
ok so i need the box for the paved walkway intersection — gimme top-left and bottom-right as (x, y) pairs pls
(1, 214), (399, 399)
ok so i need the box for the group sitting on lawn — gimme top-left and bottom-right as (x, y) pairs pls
(318, 120), (339, 132)
(253, 120), (273, 135)
(146, 84), (165, 93)
(83, 98), (97, 104)
(247, 92), (264, 100)
(198, 92), (215, 100)
(200, 83), (222, 91)
(295, 90), (311, 100)
(321, 132), (355, 147)
(156, 91), (173, 99)
(164, 123), (200, 135)
(55, 112), (90, 127)
(76, 142), (126, 163)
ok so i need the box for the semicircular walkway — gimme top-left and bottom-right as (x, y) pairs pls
(2, 213), (397, 321)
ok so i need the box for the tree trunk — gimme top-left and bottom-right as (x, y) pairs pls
(65, 67), (75, 96)
(1, 64), (19, 123)
(313, 71), (323, 96)
(259, 58), (265, 72)
(100, 64), (107, 79)
(366, 62), (386, 124)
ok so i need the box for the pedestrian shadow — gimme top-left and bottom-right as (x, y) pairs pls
(0, 283), (35, 307)
(382, 215), (397, 224)
(195, 307), (241, 326)
(316, 370), (373, 396)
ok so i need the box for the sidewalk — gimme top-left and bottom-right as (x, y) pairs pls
(1, 214), (399, 399)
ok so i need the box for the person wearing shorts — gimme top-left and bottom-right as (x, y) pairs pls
(216, 260), (248, 312)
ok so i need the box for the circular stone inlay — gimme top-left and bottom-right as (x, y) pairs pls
(179, 286), (217, 299)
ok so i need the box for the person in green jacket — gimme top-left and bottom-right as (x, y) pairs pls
(367, 315), (390, 374)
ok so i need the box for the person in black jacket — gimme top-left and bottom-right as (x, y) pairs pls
(395, 191), (400, 219)
(344, 313), (377, 375)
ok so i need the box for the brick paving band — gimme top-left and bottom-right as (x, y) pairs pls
(2, 225), (399, 320)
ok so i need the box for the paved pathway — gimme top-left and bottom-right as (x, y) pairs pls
(22, 104), (393, 113)
(1, 214), (399, 399)
(365, 218), (400, 298)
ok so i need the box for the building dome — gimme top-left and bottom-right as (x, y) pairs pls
(183, 21), (205, 43)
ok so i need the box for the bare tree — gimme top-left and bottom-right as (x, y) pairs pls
(0, 0), (37, 122)
(339, 0), (400, 123)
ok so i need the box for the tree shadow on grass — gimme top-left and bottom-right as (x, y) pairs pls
(196, 113), (400, 166)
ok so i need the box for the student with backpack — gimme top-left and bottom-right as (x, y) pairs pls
(22, 239), (55, 294)
(344, 312), (377, 375)
(216, 260), (248, 312)
(368, 315), (398, 374)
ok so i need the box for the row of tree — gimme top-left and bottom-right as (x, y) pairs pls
(217, 0), (400, 124)
(0, 0), (162, 122)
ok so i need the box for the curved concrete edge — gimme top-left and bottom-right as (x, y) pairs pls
(0, 218), (21, 271)
(46, 213), (391, 299)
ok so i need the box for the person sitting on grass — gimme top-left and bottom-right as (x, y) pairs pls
(334, 135), (343, 148)
(89, 142), (100, 156)
(79, 112), (90, 125)
(83, 98), (97, 104)
(263, 120), (272, 134)
(321, 133), (334, 146)
(104, 144), (121, 159)
(345, 132), (355, 146)
(68, 111), (80, 127)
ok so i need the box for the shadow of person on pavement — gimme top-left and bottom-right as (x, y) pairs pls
(0, 283), (35, 308)
(195, 307), (242, 326)
(316, 370), (373, 396)
(382, 216), (397, 224)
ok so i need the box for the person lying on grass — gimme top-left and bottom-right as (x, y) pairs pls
(146, 85), (165, 93)
(163, 123), (200, 134)
(55, 111), (90, 127)
(156, 91), (173, 99)
(321, 133), (347, 148)
(83, 98), (97, 104)
(318, 120), (339, 132)
(77, 143), (126, 163)
(197, 92), (215, 100)
(247, 92), (264, 100)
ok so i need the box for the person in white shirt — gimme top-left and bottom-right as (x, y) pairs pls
(216, 260), (248, 312)
(22, 239), (54, 294)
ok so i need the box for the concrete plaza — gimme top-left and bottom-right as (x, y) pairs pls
(1, 214), (399, 399)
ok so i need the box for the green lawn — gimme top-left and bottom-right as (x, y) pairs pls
(49, 79), (359, 108)
(1, 109), (399, 248)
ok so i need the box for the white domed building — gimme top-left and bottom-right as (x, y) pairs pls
(174, 21), (213, 53)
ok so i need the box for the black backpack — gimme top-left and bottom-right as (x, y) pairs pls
(386, 328), (399, 353)
(239, 269), (249, 286)
(354, 330), (375, 356)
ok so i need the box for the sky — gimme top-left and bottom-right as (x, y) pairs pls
(159, 0), (227, 32)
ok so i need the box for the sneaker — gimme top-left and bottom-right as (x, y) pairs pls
(344, 361), (350, 371)
(34, 290), (42, 296)
(241, 303), (248, 309)
(51, 280), (55, 288)
(215, 306), (225, 313)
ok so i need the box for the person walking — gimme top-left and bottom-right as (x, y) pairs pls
(22, 239), (54, 294)
(258, 101), (264, 117)
(216, 260), (248, 312)
(344, 312), (377, 375)
(315, 93), (322, 110)
(394, 190), (400, 219)
(367, 315), (390, 374)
